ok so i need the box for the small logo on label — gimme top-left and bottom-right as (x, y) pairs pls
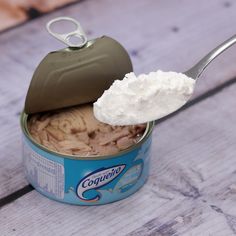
(77, 165), (126, 202)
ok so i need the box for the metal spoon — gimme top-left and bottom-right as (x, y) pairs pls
(94, 34), (236, 125)
(184, 34), (236, 79)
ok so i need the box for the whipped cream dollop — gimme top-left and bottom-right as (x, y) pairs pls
(93, 70), (195, 125)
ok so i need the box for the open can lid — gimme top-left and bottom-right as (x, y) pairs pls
(24, 17), (133, 114)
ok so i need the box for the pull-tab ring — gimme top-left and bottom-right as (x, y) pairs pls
(46, 17), (88, 48)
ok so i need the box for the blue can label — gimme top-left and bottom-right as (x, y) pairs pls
(23, 142), (65, 199)
(23, 133), (152, 205)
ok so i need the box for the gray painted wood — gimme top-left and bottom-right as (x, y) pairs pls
(1, 0), (236, 199)
(1, 79), (236, 236)
(0, 0), (236, 235)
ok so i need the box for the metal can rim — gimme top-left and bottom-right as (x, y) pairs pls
(20, 111), (154, 160)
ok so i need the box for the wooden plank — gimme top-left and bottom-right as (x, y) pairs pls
(1, 78), (236, 236)
(0, 0), (236, 199)
(0, 0), (79, 31)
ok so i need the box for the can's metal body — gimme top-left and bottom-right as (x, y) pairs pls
(21, 113), (154, 205)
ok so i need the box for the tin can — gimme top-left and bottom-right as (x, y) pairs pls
(21, 17), (155, 205)
(21, 113), (154, 205)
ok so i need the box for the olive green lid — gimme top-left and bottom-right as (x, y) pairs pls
(24, 17), (133, 114)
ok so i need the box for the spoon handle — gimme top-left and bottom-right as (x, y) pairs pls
(184, 35), (236, 79)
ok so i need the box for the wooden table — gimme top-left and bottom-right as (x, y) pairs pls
(1, 0), (236, 235)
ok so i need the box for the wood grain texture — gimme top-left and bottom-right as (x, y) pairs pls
(1, 0), (236, 200)
(0, 0), (79, 31)
(1, 79), (236, 236)
(0, 2), (236, 235)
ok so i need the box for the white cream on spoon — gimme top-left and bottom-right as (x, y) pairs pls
(93, 71), (195, 125)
